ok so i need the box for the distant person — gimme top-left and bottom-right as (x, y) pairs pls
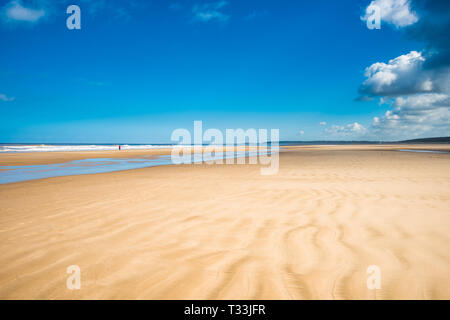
(118, 145), (121, 151)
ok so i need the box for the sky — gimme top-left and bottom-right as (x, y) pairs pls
(0, 0), (449, 143)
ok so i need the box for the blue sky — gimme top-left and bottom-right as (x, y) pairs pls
(0, 0), (448, 143)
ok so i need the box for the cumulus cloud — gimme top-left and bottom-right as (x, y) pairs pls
(192, 1), (230, 23)
(1, 0), (46, 24)
(0, 93), (15, 102)
(361, 51), (450, 139)
(361, 0), (418, 28)
(319, 121), (327, 126)
(299, 130), (305, 135)
(324, 122), (367, 138)
(393, 93), (449, 110)
(371, 93), (450, 139)
(358, 0), (450, 139)
(359, 51), (434, 97)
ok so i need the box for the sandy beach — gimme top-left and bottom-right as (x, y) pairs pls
(0, 145), (449, 299)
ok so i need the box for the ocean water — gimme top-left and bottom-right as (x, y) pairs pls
(0, 150), (272, 184)
(0, 141), (380, 153)
(0, 144), (175, 153)
(397, 149), (450, 154)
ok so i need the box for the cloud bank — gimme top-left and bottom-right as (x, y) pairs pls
(357, 0), (450, 140)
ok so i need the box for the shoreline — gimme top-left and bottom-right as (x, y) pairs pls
(0, 146), (265, 166)
(0, 144), (449, 167)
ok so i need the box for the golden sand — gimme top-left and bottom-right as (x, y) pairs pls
(0, 145), (449, 299)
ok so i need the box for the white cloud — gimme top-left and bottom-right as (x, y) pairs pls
(360, 51), (433, 97)
(1, 0), (46, 23)
(299, 130), (305, 135)
(393, 93), (448, 110)
(357, 1), (450, 139)
(319, 121), (327, 126)
(359, 50), (450, 139)
(362, 0), (418, 28)
(324, 122), (367, 138)
(192, 1), (230, 23)
(1, 1), (135, 25)
(372, 117), (380, 125)
(0, 93), (15, 102)
(371, 93), (450, 139)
